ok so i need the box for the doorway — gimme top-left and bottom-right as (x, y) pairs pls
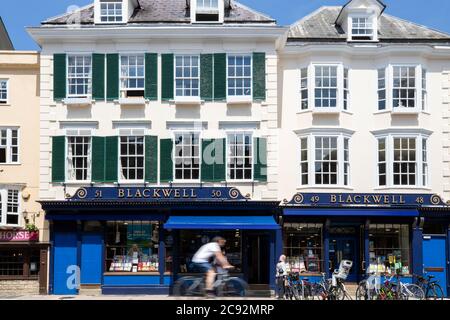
(245, 233), (270, 285)
(329, 233), (359, 282)
(423, 235), (448, 297)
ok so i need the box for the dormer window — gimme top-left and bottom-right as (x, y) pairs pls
(192, 0), (224, 23)
(100, 0), (123, 23)
(351, 17), (374, 40)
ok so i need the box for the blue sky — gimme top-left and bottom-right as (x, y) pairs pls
(1, 0), (450, 50)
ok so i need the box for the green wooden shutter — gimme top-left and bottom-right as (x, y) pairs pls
(161, 54), (174, 101)
(104, 136), (118, 182)
(213, 53), (226, 101)
(145, 53), (158, 101)
(106, 54), (119, 101)
(53, 54), (66, 100)
(160, 139), (173, 182)
(92, 54), (105, 101)
(52, 136), (65, 183)
(201, 139), (226, 182)
(254, 137), (268, 182)
(91, 137), (105, 182)
(200, 54), (213, 101)
(145, 136), (158, 183)
(253, 52), (266, 101)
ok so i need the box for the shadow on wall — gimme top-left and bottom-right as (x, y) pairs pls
(66, 105), (92, 119)
(312, 113), (340, 126)
(390, 114), (419, 127)
(175, 104), (201, 118)
(120, 105), (146, 119)
(226, 104), (252, 117)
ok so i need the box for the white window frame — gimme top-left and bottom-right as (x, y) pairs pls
(196, 0), (219, 11)
(307, 63), (345, 113)
(226, 131), (254, 183)
(66, 54), (92, 99)
(0, 187), (21, 227)
(0, 127), (19, 164)
(300, 67), (308, 110)
(374, 132), (430, 188)
(99, 0), (123, 23)
(351, 17), (373, 39)
(119, 54), (145, 98)
(0, 79), (8, 104)
(422, 69), (427, 111)
(174, 55), (200, 100)
(377, 68), (387, 111)
(297, 130), (353, 188)
(118, 128), (146, 183)
(226, 54), (253, 101)
(65, 129), (92, 183)
(173, 131), (201, 183)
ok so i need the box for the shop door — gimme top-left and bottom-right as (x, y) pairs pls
(423, 236), (448, 297)
(329, 237), (358, 282)
(246, 234), (270, 285)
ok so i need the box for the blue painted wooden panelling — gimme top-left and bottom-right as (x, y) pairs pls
(53, 225), (78, 295)
(103, 275), (161, 286)
(423, 236), (448, 297)
(81, 233), (103, 284)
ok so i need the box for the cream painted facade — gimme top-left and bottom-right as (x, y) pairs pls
(278, 46), (450, 202)
(0, 51), (47, 240)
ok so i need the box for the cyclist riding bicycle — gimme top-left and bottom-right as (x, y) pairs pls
(191, 236), (233, 294)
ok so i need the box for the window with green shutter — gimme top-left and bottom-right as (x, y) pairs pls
(161, 54), (174, 101)
(53, 54), (66, 100)
(160, 138), (173, 182)
(213, 53), (226, 101)
(106, 54), (119, 101)
(201, 54), (213, 101)
(253, 52), (266, 101)
(145, 136), (158, 183)
(254, 137), (268, 182)
(92, 54), (105, 101)
(52, 136), (66, 183)
(201, 139), (225, 182)
(145, 53), (158, 101)
(104, 136), (118, 182)
(91, 136), (106, 182)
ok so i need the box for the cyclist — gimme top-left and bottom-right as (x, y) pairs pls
(191, 236), (233, 295)
(276, 255), (288, 299)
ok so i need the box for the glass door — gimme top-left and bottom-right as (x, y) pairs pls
(329, 237), (358, 282)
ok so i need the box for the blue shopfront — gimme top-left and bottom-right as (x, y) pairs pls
(280, 193), (450, 297)
(41, 187), (281, 295)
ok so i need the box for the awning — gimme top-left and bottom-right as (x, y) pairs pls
(283, 208), (419, 217)
(164, 216), (280, 230)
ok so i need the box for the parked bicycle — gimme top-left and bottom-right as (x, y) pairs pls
(283, 272), (314, 300)
(415, 274), (444, 300)
(173, 267), (248, 297)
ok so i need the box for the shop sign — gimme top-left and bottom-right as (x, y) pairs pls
(285, 193), (448, 207)
(68, 187), (247, 201)
(0, 230), (39, 242)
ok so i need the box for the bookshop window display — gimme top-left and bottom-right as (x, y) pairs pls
(368, 224), (411, 275)
(284, 223), (323, 274)
(178, 230), (242, 273)
(105, 221), (163, 273)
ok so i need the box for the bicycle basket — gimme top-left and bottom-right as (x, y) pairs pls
(335, 260), (353, 280)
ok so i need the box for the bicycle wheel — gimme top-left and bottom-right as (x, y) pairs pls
(355, 280), (368, 300)
(173, 277), (204, 297)
(428, 284), (444, 300)
(217, 277), (248, 297)
(401, 284), (425, 300)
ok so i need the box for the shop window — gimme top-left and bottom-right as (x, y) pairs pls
(178, 230), (242, 274)
(0, 249), (40, 277)
(105, 221), (161, 273)
(369, 224), (411, 275)
(174, 132), (200, 181)
(120, 54), (145, 98)
(284, 223), (323, 274)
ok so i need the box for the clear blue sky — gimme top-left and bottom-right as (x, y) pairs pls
(1, 0), (450, 50)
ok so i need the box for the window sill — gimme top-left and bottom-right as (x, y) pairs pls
(172, 98), (203, 106)
(0, 163), (21, 166)
(64, 181), (92, 186)
(63, 97), (93, 106)
(297, 109), (313, 115)
(0, 103), (10, 106)
(312, 108), (341, 115)
(117, 97), (147, 106)
(172, 180), (202, 184)
(373, 186), (432, 191)
(227, 97), (252, 105)
(391, 109), (420, 115)
(297, 186), (354, 191)
(117, 181), (146, 186)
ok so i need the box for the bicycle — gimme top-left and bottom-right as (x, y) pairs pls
(380, 273), (425, 300)
(173, 267), (248, 297)
(415, 274), (444, 300)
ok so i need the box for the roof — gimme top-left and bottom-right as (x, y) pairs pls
(43, 0), (275, 25)
(0, 17), (14, 50)
(289, 6), (450, 42)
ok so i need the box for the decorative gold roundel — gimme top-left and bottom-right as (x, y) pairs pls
(76, 188), (88, 199)
(430, 194), (442, 206)
(293, 193), (304, 204)
(229, 188), (240, 199)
